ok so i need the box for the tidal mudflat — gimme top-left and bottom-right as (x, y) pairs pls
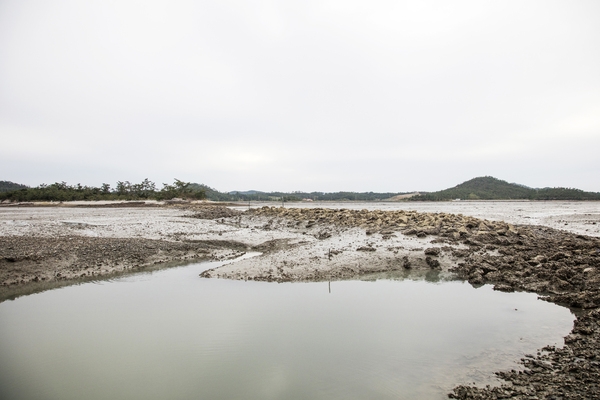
(0, 257), (573, 400)
(1, 201), (599, 398)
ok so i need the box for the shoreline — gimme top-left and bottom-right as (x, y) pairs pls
(1, 204), (600, 398)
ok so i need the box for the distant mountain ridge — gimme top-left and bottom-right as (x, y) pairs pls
(2, 177), (599, 202)
(412, 176), (600, 201)
(189, 183), (407, 202)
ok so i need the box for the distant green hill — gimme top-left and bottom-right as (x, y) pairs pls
(3, 177), (597, 202)
(188, 184), (238, 202)
(189, 184), (406, 202)
(0, 181), (28, 192)
(412, 176), (600, 201)
(533, 187), (600, 201)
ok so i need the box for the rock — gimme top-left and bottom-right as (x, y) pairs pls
(356, 246), (376, 252)
(493, 284), (515, 292)
(401, 256), (411, 269)
(424, 247), (441, 256)
(425, 256), (440, 268)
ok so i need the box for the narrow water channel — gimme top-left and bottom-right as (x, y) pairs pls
(0, 258), (573, 400)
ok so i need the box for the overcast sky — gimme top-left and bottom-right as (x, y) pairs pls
(1, 0), (599, 192)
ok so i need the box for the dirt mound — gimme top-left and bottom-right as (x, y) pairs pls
(185, 206), (242, 219)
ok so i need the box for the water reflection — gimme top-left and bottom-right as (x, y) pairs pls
(0, 259), (573, 400)
(357, 268), (455, 284)
(0, 258), (202, 303)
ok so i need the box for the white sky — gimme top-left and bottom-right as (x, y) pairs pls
(1, 0), (599, 192)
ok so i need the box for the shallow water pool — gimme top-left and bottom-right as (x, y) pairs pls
(0, 258), (573, 400)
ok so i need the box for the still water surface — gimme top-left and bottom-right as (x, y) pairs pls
(0, 258), (573, 400)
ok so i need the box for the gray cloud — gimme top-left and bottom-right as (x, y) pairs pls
(1, 0), (599, 192)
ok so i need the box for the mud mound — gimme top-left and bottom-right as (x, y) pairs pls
(0, 236), (212, 287)
(186, 206), (242, 220)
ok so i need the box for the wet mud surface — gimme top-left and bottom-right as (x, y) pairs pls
(0, 205), (251, 300)
(1, 202), (600, 398)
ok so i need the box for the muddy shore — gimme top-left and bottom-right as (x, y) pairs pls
(1, 203), (600, 398)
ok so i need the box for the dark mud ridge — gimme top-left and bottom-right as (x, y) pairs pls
(247, 207), (600, 399)
(0, 235), (246, 301)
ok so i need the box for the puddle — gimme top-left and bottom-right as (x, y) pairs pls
(0, 258), (574, 400)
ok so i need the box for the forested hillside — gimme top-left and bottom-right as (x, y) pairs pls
(0, 181), (28, 192)
(412, 177), (600, 201)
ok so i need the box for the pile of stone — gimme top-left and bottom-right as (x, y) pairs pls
(247, 206), (523, 239)
(185, 205), (242, 220)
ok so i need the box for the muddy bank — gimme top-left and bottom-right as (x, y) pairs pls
(234, 200), (600, 238)
(0, 205), (296, 299)
(0, 235), (247, 301)
(0, 199), (244, 208)
(202, 206), (600, 399)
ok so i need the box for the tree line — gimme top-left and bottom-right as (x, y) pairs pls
(0, 179), (205, 202)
